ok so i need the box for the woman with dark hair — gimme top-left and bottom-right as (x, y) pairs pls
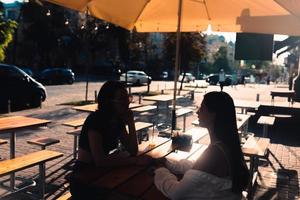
(70, 81), (152, 199)
(154, 91), (249, 199)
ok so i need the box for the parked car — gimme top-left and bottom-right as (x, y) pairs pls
(120, 70), (151, 85)
(178, 73), (195, 82)
(0, 64), (46, 112)
(38, 68), (75, 85)
(206, 74), (232, 85)
(20, 67), (34, 77)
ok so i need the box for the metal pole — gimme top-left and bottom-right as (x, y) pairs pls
(172, 0), (183, 132)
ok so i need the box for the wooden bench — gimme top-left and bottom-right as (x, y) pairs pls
(62, 118), (85, 129)
(176, 108), (193, 132)
(27, 137), (60, 150)
(242, 136), (270, 197)
(57, 191), (72, 200)
(257, 116), (275, 137)
(0, 150), (63, 200)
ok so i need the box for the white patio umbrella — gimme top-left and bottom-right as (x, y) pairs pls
(47, 0), (300, 131)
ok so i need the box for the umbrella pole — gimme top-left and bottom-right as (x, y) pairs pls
(171, 0), (183, 133)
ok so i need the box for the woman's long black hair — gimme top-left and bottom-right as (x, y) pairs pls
(202, 91), (249, 193)
(97, 81), (127, 112)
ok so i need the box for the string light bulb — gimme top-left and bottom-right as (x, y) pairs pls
(81, 24), (85, 29)
(64, 19), (69, 25)
(105, 24), (110, 29)
(46, 10), (51, 16)
(94, 26), (98, 31)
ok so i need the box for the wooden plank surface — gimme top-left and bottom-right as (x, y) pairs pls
(72, 103), (144, 113)
(0, 116), (50, 133)
(176, 108), (193, 117)
(257, 116), (275, 125)
(242, 136), (270, 157)
(62, 118), (85, 129)
(143, 95), (183, 102)
(234, 100), (260, 110)
(0, 150), (63, 176)
(236, 114), (251, 130)
(132, 105), (157, 113)
(192, 114), (250, 131)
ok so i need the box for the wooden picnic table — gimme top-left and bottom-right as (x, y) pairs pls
(143, 95), (184, 125)
(72, 103), (144, 113)
(0, 115), (51, 189)
(88, 137), (208, 199)
(234, 100), (260, 114)
(63, 119), (153, 133)
(270, 90), (295, 106)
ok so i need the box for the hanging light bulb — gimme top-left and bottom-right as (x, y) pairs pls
(64, 19), (69, 25)
(81, 24), (85, 29)
(105, 24), (110, 29)
(46, 10), (51, 16)
(206, 23), (212, 35)
(94, 26), (98, 31)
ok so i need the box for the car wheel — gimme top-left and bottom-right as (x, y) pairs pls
(31, 90), (45, 108)
(68, 79), (74, 84)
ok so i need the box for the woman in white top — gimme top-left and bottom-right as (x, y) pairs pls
(154, 91), (249, 200)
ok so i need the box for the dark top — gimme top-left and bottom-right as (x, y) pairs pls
(78, 110), (124, 155)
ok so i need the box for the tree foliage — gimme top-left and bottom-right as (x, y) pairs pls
(163, 32), (207, 74)
(0, 3), (17, 62)
(212, 46), (230, 72)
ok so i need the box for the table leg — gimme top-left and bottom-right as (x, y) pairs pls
(10, 132), (16, 189)
(39, 163), (46, 200)
(183, 115), (186, 132)
(73, 135), (78, 159)
(263, 125), (268, 137)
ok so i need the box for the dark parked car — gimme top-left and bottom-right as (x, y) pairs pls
(0, 64), (46, 112)
(38, 68), (75, 85)
(206, 74), (232, 85)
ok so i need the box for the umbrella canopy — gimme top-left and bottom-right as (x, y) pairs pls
(48, 0), (300, 35)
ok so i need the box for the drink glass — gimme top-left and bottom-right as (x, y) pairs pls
(148, 125), (158, 148)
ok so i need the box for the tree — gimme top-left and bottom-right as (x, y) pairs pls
(212, 46), (230, 72)
(0, 2), (17, 62)
(163, 32), (207, 76)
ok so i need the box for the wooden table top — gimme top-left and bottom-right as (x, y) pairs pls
(0, 116), (50, 133)
(72, 103), (144, 112)
(132, 105), (157, 113)
(257, 116), (275, 125)
(63, 119), (153, 131)
(192, 113), (250, 131)
(143, 94), (183, 102)
(234, 100), (260, 109)
(89, 138), (208, 199)
(236, 114), (251, 129)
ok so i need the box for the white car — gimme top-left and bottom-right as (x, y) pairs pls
(120, 70), (152, 85)
(178, 73), (195, 83)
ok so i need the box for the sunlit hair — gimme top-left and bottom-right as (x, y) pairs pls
(97, 81), (127, 111)
(202, 91), (249, 193)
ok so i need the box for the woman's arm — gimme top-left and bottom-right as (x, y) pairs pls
(119, 109), (138, 156)
(88, 129), (137, 168)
